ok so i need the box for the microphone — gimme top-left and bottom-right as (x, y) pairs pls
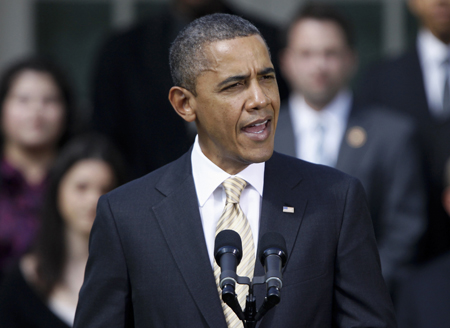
(214, 230), (245, 321)
(258, 232), (287, 305)
(214, 230), (242, 298)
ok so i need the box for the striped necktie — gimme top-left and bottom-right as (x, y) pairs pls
(315, 121), (329, 165)
(214, 176), (255, 328)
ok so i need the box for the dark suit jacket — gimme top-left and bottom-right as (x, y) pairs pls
(356, 47), (450, 261)
(0, 267), (70, 328)
(396, 251), (450, 328)
(274, 102), (426, 286)
(74, 150), (396, 327)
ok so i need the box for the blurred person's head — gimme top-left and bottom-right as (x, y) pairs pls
(0, 56), (74, 154)
(168, 13), (279, 175)
(32, 132), (126, 296)
(409, 0), (450, 44)
(280, 3), (357, 111)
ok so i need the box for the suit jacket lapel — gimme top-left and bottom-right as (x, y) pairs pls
(405, 49), (430, 121)
(254, 152), (307, 307)
(274, 103), (297, 157)
(151, 151), (227, 328)
(336, 104), (364, 172)
(336, 99), (384, 174)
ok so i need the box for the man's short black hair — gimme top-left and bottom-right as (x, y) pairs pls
(169, 13), (268, 95)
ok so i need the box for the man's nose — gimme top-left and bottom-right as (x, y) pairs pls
(246, 81), (271, 110)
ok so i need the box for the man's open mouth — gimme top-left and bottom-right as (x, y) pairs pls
(242, 119), (269, 134)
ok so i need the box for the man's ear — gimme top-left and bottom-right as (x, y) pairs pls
(168, 86), (197, 123)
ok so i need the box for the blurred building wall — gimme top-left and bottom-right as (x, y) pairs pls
(0, 0), (34, 73)
(0, 0), (415, 110)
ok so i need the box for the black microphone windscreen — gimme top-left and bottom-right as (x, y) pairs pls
(258, 232), (287, 260)
(214, 229), (242, 255)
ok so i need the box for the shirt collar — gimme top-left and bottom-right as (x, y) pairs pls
(417, 28), (450, 64)
(290, 88), (352, 130)
(191, 135), (265, 207)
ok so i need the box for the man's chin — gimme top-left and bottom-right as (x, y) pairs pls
(243, 147), (274, 164)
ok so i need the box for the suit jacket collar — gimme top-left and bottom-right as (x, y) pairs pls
(274, 103), (297, 158)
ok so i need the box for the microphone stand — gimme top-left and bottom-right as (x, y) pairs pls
(222, 275), (280, 328)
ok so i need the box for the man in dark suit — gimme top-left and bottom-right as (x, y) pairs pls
(92, 0), (287, 179)
(357, 0), (450, 261)
(396, 158), (450, 328)
(74, 13), (396, 327)
(274, 4), (426, 290)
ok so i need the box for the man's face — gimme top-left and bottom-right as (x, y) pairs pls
(409, 0), (450, 43)
(280, 19), (356, 110)
(190, 35), (280, 174)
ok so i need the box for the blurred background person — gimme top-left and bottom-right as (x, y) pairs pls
(274, 3), (426, 291)
(0, 132), (126, 327)
(395, 157), (450, 328)
(92, 0), (287, 179)
(0, 57), (75, 280)
(357, 0), (450, 262)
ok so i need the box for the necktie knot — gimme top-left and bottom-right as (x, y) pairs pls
(223, 176), (247, 204)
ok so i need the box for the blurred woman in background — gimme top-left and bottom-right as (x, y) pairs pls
(0, 133), (126, 327)
(0, 57), (75, 278)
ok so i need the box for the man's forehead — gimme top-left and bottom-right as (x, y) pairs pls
(288, 19), (349, 49)
(203, 35), (271, 67)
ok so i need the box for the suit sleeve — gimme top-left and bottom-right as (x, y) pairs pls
(74, 195), (134, 328)
(333, 178), (397, 328)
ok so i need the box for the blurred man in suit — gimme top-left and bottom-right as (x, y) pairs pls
(274, 3), (426, 290)
(357, 0), (450, 261)
(74, 13), (396, 327)
(396, 158), (450, 328)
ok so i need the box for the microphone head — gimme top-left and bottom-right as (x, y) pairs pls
(214, 229), (243, 265)
(258, 232), (288, 266)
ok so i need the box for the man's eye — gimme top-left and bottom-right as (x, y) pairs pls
(261, 75), (275, 82)
(224, 82), (243, 90)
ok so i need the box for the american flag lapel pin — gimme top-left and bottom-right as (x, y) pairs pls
(283, 206), (294, 213)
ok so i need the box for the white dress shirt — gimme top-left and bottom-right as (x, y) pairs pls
(417, 28), (450, 118)
(289, 89), (352, 167)
(191, 136), (263, 268)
